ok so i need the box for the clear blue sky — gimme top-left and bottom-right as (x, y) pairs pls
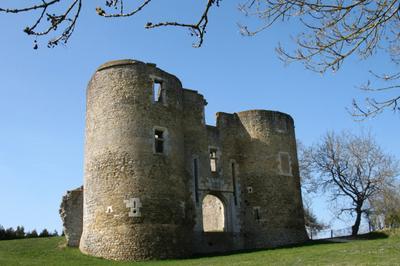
(0, 1), (398, 232)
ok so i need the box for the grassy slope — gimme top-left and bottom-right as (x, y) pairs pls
(0, 231), (399, 266)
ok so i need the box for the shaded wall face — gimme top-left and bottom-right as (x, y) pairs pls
(188, 110), (307, 254)
(181, 90), (210, 232)
(81, 62), (194, 261)
(60, 187), (83, 247)
(182, 96), (244, 254)
(233, 111), (307, 248)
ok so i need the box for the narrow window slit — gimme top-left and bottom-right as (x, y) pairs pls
(209, 148), (217, 173)
(253, 207), (261, 221)
(154, 129), (164, 154)
(193, 158), (199, 203)
(231, 162), (238, 205)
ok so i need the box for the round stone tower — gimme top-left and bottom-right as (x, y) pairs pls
(235, 110), (308, 248)
(80, 60), (194, 261)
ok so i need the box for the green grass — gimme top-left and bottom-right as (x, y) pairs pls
(0, 230), (399, 266)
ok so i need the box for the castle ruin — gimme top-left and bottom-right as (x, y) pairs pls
(60, 59), (308, 261)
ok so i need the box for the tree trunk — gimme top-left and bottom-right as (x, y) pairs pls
(352, 208), (362, 236)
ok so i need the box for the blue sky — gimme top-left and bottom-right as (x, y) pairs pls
(0, 1), (398, 232)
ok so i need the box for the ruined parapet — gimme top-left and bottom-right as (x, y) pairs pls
(80, 60), (194, 261)
(60, 186), (83, 247)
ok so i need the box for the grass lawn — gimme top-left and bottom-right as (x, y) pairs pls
(0, 230), (399, 265)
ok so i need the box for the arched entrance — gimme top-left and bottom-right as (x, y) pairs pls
(202, 194), (225, 232)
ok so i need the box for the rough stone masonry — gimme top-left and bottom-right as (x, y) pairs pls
(60, 59), (308, 261)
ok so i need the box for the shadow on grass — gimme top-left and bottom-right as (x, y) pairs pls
(191, 240), (338, 259)
(190, 231), (389, 259)
(343, 231), (389, 240)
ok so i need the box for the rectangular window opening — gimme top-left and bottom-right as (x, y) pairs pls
(154, 129), (164, 154)
(209, 148), (218, 173)
(253, 207), (261, 221)
(153, 81), (163, 103)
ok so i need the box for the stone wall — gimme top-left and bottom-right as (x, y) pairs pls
(232, 110), (308, 248)
(80, 60), (194, 261)
(60, 186), (83, 247)
(63, 59), (308, 261)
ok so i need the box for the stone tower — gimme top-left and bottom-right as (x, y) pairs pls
(61, 59), (308, 261)
(80, 60), (194, 260)
(217, 110), (306, 248)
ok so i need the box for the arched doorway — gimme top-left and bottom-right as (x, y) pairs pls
(202, 194), (225, 232)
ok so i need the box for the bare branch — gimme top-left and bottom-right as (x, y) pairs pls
(0, 0), (82, 48)
(0, 1), (61, 13)
(95, 0), (152, 18)
(240, 0), (400, 117)
(1, 0), (221, 48)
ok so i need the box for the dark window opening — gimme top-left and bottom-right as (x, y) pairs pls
(193, 158), (199, 203)
(154, 129), (164, 153)
(231, 162), (237, 205)
(153, 80), (163, 103)
(253, 207), (261, 221)
(209, 148), (217, 173)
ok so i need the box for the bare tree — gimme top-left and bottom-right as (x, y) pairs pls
(0, 0), (221, 48)
(297, 140), (327, 238)
(239, 0), (400, 118)
(302, 131), (399, 236)
(369, 185), (400, 229)
(303, 199), (327, 238)
(0, 0), (83, 49)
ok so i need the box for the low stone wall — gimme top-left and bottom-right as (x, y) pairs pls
(60, 186), (83, 247)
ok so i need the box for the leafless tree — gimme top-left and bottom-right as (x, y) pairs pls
(0, 0), (83, 48)
(301, 131), (399, 235)
(303, 198), (327, 238)
(239, 0), (400, 118)
(0, 0), (221, 48)
(297, 140), (327, 238)
(368, 185), (400, 229)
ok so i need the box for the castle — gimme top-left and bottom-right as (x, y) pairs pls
(60, 59), (308, 261)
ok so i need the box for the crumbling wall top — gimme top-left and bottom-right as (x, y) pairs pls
(236, 109), (294, 122)
(96, 59), (151, 72)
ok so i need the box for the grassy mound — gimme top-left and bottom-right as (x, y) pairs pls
(0, 230), (399, 265)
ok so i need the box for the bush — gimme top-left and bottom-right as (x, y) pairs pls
(15, 226), (25, 239)
(5, 228), (16, 240)
(0, 226), (58, 240)
(39, 229), (50, 237)
(26, 230), (38, 238)
(0, 225), (5, 240)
